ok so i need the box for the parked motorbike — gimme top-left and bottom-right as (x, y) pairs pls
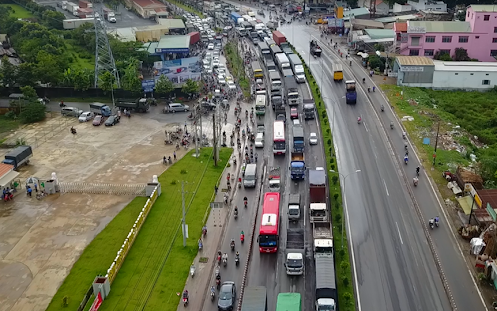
(190, 264), (195, 277)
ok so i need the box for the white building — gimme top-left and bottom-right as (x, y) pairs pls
(407, 0), (447, 13)
(393, 3), (413, 13)
(393, 56), (497, 90)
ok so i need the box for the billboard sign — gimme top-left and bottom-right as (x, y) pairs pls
(327, 18), (344, 28)
(142, 79), (155, 93)
(153, 57), (202, 86)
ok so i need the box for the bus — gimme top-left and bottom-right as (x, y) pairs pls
(252, 61), (264, 79)
(332, 63), (343, 82)
(345, 80), (357, 104)
(255, 94), (266, 115)
(273, 121), (286, 155)
(258, 41), (271, 58)
(258, 192), (280, 253)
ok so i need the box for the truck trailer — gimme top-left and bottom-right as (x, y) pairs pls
(315, 257), (337, 311)
(292, 125), (304, 153)
(284, 228), (305, 275)
(272, 30), (286, 46)
(241, 286), (267, 311)
(63, 18), (94, 29)
(277, 293), (302, 311)
(309, 168), (326, 203)
(2, 146), (33, 170)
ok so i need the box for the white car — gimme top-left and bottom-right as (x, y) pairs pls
(227, 80), (236, 90)
(218, 74), (226, 85)
(207, 43), (214, 50)
(79, 111), (95, 122)
(309, 132), (318, 145)
(212, 60), (220, 68)
(216, 67), (225, 75)
(255, 132), (264, 148)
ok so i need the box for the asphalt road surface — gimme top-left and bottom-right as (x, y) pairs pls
(280, 23), (486, 311)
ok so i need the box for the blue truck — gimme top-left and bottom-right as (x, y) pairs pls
(292, 125), (304, 152)
(231, 12), (242, 24)
(89, 103), (111, 117)
(345, 80), (357, 104)
(290, 152), (305, 180)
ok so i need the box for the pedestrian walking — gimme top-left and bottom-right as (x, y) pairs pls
(34, 183), (38, 192)
(173, 151), (177, 161)
(27, 186), (32, 197)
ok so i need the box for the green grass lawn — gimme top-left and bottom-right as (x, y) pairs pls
(0, 4), (34, 18)
(0, 115), (20, 142)
(45, 197), (148, 311)
(98, 148), (231, 311)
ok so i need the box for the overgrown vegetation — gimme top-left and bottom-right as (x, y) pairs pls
(0, 2), (149, 92)
(223, 42), (251, 98)
(382, 85), (497, 183)
(292, 46), (356, 311)
(164, 0), (204, 18)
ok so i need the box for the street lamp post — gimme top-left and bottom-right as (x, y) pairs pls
(330, 169), (361, 248)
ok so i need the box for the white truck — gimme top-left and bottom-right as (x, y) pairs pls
(288, 53), (306, 83)
(65, 2), (79, 16)
(284, 228), (304, 276)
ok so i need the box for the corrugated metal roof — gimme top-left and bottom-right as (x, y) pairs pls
(468, 5), (497, 13)
(376, 14), (420, 23)
(157, 35), (190, 49)
(157, 18), (186, 29)
(433, 60), (497, 72)
(396, 56), (434, 66)
(408, 20), (472, 33)
(364, 29), (394, 39)
(343, 7), (370, 17)
(315, 257), (336, 289)
(353, 19), (385, 29)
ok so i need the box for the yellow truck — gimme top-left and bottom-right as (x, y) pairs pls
(332, 63), (343, 82)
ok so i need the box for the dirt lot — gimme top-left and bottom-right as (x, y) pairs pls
(0, 113), (191, 311)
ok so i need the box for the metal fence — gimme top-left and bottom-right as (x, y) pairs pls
(58, 182), (148, 196)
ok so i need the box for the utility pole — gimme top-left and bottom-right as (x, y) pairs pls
(216, 97), (221, 161)
(213, 114), (218, 166)
(433, 120), (441, 166)
(193, 103), (199, 157)
(181, 181), (187, 247)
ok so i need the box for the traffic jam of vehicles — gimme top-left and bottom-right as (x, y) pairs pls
(194, 3), (337, 311)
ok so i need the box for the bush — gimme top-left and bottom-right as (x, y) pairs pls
(19, 103), (46, 124)
(332, 175), (338, 184)
(342, 276), (349, 287)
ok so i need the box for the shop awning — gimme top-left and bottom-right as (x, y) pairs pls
(0, 170), (19, 187)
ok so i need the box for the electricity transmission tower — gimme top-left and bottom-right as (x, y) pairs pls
(93, 2), (120, 88)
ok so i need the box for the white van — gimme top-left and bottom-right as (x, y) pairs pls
(243, 164), (257, 188)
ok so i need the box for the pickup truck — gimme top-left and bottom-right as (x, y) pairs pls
(289, 152), (305, 180)
(288, 193), (301, 221)
(2, 146), (33, 170)
(284, 228), (305, 275)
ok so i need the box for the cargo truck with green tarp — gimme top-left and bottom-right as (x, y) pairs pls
(276, 293), (301, 311)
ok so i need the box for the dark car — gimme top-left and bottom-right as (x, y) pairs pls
(105, 115), (120, 126)
(218, 281), (236, 310)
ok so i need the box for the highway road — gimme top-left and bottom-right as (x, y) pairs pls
(200, 20), (324, 311)
(279, 23), (486, 311)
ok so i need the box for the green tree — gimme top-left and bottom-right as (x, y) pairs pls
(73, 69), (93, 91)
(99, 71), (116, 93)
(16, 62), (37, 86)
(35, 50), (63, 85)
(121, 63), (142, 94)
(0, 55), (18, 87)
(434, 50), (452, 61)
(368, 55), (385, 72)
(155, 75), (174, 96)
(454, 48), (470, 61)
(182, 79), (199, 96)
(20, 86), (38, 100)
(456, 10), (466, 21)
(41, 10), (65, 29)
(19, 102), (46, 124)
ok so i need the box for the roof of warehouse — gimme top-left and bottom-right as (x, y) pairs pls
(157, 18), (186, 29)
(352, 19), (384, 28)
(364, 29), (394, 39)
(408, 20), (472, 33)
(156, 35), (190, 49)
(468, 5), (497, 12)
(396, 56), (434, 66)
(433, 60), (497, 72)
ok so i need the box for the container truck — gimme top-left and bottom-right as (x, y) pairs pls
(277, 293), (302, 311)
(115, 98), (150, 112)
(66, 2), (79, 16)
(78, 0), (92, 8)
(309, 168), (326, 203)
(240, 286), (267, 311)
(272, 30), (286, 46)
(230, 12), (242, 24)
(63, 18), (94, 29)
(284, 76), (301, 106)
(288, 193), (301, 221)
(289, 152), (305, 180)
(2, 146), (33, 170)
(103, 8), (116, 22)
(284, 229), (304, 275)
(292, 125), (304, 153)
(275, 53), (291, 71)
(315, 256), (337, 311)
(288, 54), (306, 83)
(89, 103), (111, 117)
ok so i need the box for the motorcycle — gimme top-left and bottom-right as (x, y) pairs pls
(198, 240), (203, 251)
(244, 200), (247, 208)
(381, 105), (384, 112)
(413, 177), (418, 187)
(235, 256), (239, 266)
(402, 132), (407, 139)
(216, 277), (221, 289)
(234, 210), (238, 219)
(222, 257), (227, 267)
(59, 102), (66, 107)
(190, 264), (195, 277)
(240, 234), (245, 244)
(390, 122), (394, 129)
(210, 288), (215, 301)
(404, 156), (408, 165)
(70, 127), (77, 135)
(357, 117), (361, 124)
(183, 297), (188, 307)
(429, 220), (434, 230)
(202, 227), (207, 237)
(230, 241), (235, 251)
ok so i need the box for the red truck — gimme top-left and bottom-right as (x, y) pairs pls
(78, 0), (92, 8)
(309, 168), (326, 203)
(188, 32), (200, 45)
(272, 30), (286, 46)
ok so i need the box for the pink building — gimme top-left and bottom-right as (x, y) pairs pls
(394, 5), (497, 62)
